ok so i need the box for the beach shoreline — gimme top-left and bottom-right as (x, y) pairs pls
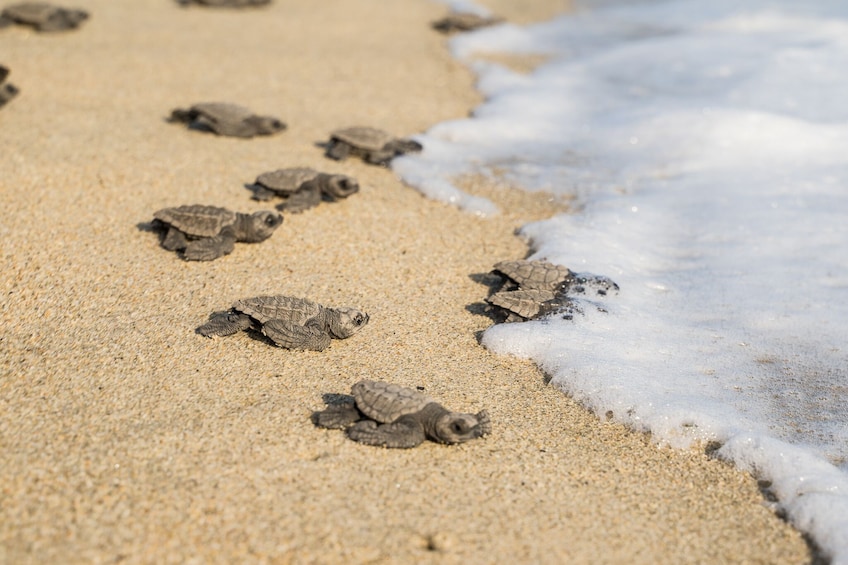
(0, 1), (811, 562)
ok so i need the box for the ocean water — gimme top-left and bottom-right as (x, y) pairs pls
(399, 0), (848, 561)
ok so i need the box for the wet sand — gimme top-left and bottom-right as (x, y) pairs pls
(0, 0), (811, 562)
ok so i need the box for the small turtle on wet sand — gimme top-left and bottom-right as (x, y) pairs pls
(152, 204), (282, 261)
(169, 102), (286, 138)
(325, 126), (422, 166)
(251, 167), (359, 212)
(486, 259), (619, 322)
(197, 295), (369, 351)
(175, 0), (271, 6)
(0, 66), (18, 108)
(431, 12), (503, 34)
(0, 3), (88, 31)
(312, 380), (491, 448)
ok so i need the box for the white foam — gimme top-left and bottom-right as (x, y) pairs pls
(397, 0), (848, 561)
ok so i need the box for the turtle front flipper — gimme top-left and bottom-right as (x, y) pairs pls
(196, 311), (253, 337)
(312, 402), (362, 429)
(325, 140), (350, 161)
(347, 416), (427, 449)
(261, 318), (332, 351)
(183, 233), (236, 261)
(277, 184), (322, 213)
(161, 226), (189, 251)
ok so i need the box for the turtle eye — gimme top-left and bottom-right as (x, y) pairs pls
(265, 215), (280, 226)
(354, 314), (364, 325)
(451, 422), (466, 434)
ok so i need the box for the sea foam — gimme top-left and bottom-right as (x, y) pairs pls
(402, 0), (848, 561)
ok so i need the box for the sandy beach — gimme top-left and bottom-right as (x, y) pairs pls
(0, 1), (812, 562)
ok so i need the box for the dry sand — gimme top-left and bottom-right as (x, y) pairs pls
(0, 1), (812, 563)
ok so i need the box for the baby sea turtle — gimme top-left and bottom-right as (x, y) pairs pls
(169, 102), (286, 138)
(0, 66), (18, 108)
(196, 295), (369, 351)
(493, 259), (575, 292)
(312, 380), (491, 448)
(251, 167), (359, 212)
(0, 3), (88, 31)
(152, 204), (282, 261)
(431, 12), (503, 34)
(325, 126), (422, 166)
(175, 0), (271, 6)
(485, 259), (619, 322)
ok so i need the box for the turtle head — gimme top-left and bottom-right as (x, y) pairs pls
(241, 210), (283, 242)
(433, 409), (491, 444)
(324, 175), (360, 200)
(246, 115), (287, 136)
(327, 307), (369, 339)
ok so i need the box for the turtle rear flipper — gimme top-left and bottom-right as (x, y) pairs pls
(347, 416), (427, 449)
(262, 318), (332, 351)
(196, 311), (253, 337)
(277, 184), (322, 213)
(183, 233), (236, 261)
(385, 138), (422, 156)
(312, 402), (362, 429)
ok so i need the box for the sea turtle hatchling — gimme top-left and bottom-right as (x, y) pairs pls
(152, 204), (282, 261)
(196, 295), (369, 351)
(251, 167), (359, 212)
(0, 2), (88, 31)
(169, 102), (286, 138)
(485, 259), (619, 322)
(325, 126), (422, 166)
(0, 65), (18, 108)
(431, 12), (503, 34)
(312, 380), (491, 448)
(175, 0), (271, 6)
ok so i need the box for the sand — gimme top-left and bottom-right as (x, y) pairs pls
(0, 1), (812, 562)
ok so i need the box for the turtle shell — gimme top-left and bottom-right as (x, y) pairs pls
(255, 167), (320, 194)
(493, 260), (573, 292)
(189, 102), (253, 123)
(330, 127), (393, 151)
(153, 205), (236, 237)
(352, 380), (434, 424)
(232, 295), (323, 325)
(488, 288), (557, 320)
(2, 3), (58, 23)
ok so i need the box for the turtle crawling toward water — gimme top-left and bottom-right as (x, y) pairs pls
(175, 0), (271, 6)
(325, 126), (422, 166)
(152, 204), (282, 261)
(0, 3), (89, 31)
(0, 66), (18, 108)
(485, 259), (618, 322)
(251, 167), (359, 212)
(169, 102), (286, 138)
(197, 295), (369, 351)
(431, 12), (503, 34)
(313, 380), (491, 448)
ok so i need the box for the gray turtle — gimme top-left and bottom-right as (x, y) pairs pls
(325, 126), (422, 166)
(0, 66), (18, 108)
(152, 204), (282, 261)
(486, 259), (619, 322)
(176, 0), (271, 6)
(196, 295), (369, 351)
(493, 259), (575, 293)
(312, 380), (491, 448)
(431, 12), (503, 34)
(0, 3), (88, 31)
(251, 167), (359, 212)
(487, 288), (576, 322)
(169, 102), (286, 138)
